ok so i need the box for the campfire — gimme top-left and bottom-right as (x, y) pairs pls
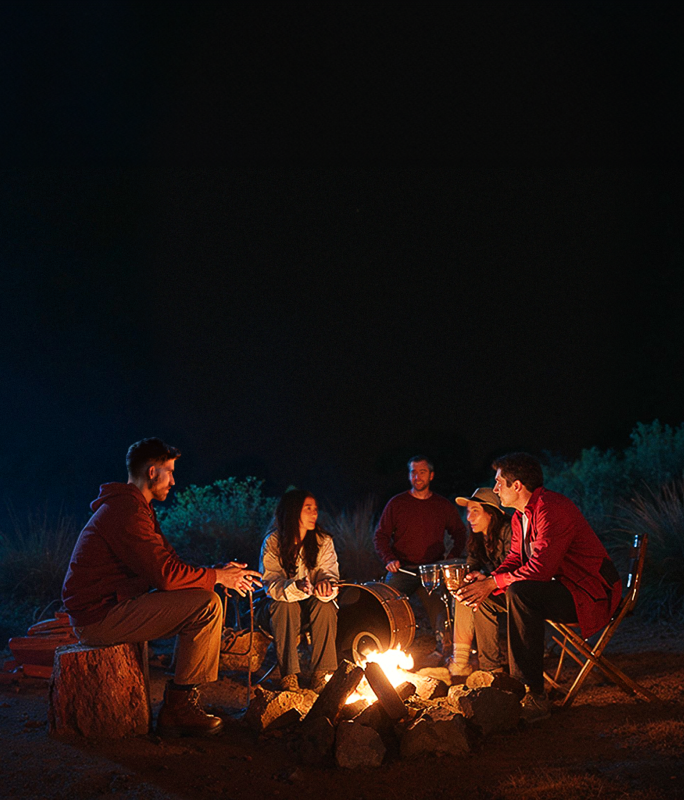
(245, 649), (526, 770)
(345, 647), (414, 708)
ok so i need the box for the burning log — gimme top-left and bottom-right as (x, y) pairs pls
(355, 681), (416, 731)
(364, 661), (408, 720)
(338, 697), (369, 721)
(306, 659), (364, 724)
(398, 669), (449, 701)
(48, 643), (150, 738)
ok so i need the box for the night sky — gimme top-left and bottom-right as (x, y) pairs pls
(1, 2), (682, 523)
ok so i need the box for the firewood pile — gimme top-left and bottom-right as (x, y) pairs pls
(245, 659), (526, 769)
(4, 613), (78, 681)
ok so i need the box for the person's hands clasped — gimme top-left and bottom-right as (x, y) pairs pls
(214, 562), (262, 596)
(455, 572), (497, 611)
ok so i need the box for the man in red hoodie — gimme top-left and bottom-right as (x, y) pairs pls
(456, 452), (622, 723)
(62, 438), (261, 737)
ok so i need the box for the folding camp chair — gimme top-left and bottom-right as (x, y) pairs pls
(544, 533), (659, 707)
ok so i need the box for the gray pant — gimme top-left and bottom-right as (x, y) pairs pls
(385, 568), (446, 636)
(268, 598), (338, 677)
(74, 589), (223, 686)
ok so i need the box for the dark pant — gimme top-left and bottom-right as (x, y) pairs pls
(385, 568), (446, 637)
(268, 597), (338, 677)
(473, 580), (578, 694)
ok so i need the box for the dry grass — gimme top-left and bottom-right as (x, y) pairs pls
(0, 506), (80, 602)
(495, 767), (663, 800)
(613, 717), (684, 757)
(320, 495), (384, 583)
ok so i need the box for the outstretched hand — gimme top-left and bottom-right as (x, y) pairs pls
(214, 562), (262, 596)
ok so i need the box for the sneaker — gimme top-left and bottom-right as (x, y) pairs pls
(280, 674), (300, 692)
(446, 658), (473, 678)
(520, 688), (550, 723)
(156, 682), (224, 738)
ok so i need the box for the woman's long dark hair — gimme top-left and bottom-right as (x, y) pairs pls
(466, 504), (508, 566)
(273, 489), (329, 577)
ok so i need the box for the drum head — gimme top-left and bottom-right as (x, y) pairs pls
(336, 582), (415, 663)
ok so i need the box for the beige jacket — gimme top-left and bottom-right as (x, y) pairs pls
(260, 530), (339, 603)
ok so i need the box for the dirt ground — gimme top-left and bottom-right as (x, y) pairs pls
(1, 616), (683, 800)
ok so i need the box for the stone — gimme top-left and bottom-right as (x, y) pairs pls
(48, 643), (150, 738)
(466, 670), (526, 700)
(400, 706), (470, 759)
(244, 685), (317, 732)
(335, 720), (386, 768)
(298, 715), (335, 764)
(450, 686), (521, 736)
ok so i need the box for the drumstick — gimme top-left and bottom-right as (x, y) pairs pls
(397, 567), (417, 577)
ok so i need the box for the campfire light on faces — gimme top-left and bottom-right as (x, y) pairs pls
(345, 648), (415, 705)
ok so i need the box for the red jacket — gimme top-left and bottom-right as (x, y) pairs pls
(492, 487), (622, 638)
(62, 483), (217, 626)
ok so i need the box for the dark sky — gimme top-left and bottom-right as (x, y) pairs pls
(1, 2), (682, 521)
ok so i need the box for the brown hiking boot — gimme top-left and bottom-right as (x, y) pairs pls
(156, 683), (224, 738)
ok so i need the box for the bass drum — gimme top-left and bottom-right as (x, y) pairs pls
(336, 582), (416, 664)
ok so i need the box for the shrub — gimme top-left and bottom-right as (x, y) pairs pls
(611, 479), (684, 621)
(544, 420), (684, 535)
(0, 507), (80, 604)
(157, 477), (277, 568)
(320, 496), (384, 583)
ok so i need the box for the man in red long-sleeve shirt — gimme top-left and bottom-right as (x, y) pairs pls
(62, 438), (261, 737)
(457, 452), (621, 724)
(373, 456), (466, 657)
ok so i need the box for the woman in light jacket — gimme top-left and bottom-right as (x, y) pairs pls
(260, 489), (339, 692)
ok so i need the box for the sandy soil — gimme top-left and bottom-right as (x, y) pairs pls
(1, 616), (683, 800)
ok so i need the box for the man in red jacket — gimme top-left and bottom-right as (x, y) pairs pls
(456, 452), (621, 723)
(62, 438), (261, 737)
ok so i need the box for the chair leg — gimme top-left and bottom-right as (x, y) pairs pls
(562, 649), (659, 706)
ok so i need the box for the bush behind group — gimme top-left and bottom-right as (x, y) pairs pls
(2, 419), (684, 638)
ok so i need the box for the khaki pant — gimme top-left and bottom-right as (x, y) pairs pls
(268, 598), (338, 677)
(75, 589), (223, 685)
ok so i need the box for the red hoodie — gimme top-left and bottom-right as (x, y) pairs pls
(62, 483), (217, 626)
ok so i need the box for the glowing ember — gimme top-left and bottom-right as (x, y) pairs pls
(364, 647), (414, 678)
(345, 648), (414, 706)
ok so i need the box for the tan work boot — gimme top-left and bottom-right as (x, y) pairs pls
(156, 682), (224, 738)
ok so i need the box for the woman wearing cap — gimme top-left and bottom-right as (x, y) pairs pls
(449, 487), (512, 678)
